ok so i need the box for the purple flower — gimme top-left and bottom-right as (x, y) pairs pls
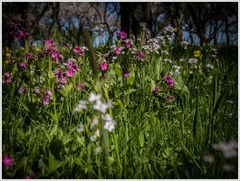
(163, 75), (175, 87)
(55, 69), (63, 79)
(117, 31), (127, 40)
(43, 39), (54, 47)
(51, 49), (59, 64)
(125, 40), (132, 49)
(4, 72), (12, 84)
(72, 64), (79, 72)
(60, 76), (67, 85)
(66, 69), (74, 77)
(73, 46), (85, 57)
(18, 87), (26, 94)
(152, 87), (159, 93)
(114, 47), (122, 55)
(123, 71), (130, 78)
(18, 62), (26, 70)
(25, 53), (33, 60)
(42, 96), (50, 106)
(77, 83), (85, 90)
(135, 50), (144, 60)
(46, 90), (52, 98)
(100, 63), (108, 71)
(66, 60), (73, 68)
(3, 154), (14, 167)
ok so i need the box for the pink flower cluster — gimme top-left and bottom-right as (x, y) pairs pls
(117, 31), (127, 40)
(73, 46), (85, 57)
(4, 72), (12, 84)
(135, 50), (144, 60)
(18, 62), (26, 70)
(3, 154), (13, 167)
(100, 63), (108, 71)
(42, 90), (52, 106)
(163, 75), (175, 87)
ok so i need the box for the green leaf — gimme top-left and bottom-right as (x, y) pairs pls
(139, 131), (145, 147)
(127, 76), (135, 85)
(124, 89), (137, 96)
(48, 151), (59, 173)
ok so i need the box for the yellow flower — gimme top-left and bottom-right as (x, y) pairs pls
(6, 53), (11, 57)
(35, 48), (41, 52)
(193, 50), (201, 58)
(5, 60), (10, 64)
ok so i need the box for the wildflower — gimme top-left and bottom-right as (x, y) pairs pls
(51, 49), (59, 64)
(117, 31), (127, 40)
(179, 58), (185, 62)
(90, 129), (100, 141)
(4, 72), (12, 84)
(125, 40), (132, 49)
(114, 47), (122, 55)
(73, 100), (88, 113)
(165, 95), (175, 103)
(66, 60), (73, 68)
(25, 53), (33, 60)
(77, 124), (84, 133)
(2, 154), (14, 167)
(42, 96), (50, 106)
(172, 65), (181, 73)
(193, 50), (201, 58)
(188, 58), (198, 64)
(73, 46), (85, 57)
(135, 50), (144, 60)
(206, 64), (214, 69)
(90, 117), (99, 130)
(77, 83), (85, 91)
(72, 64), (79, 72)
(181, 41), (189, 49)
(163, 75), (175, 87)
(66, 69), (74, 77)
(203, 154), (215, 163)
(100, 63), (108, 71)
(212, 141), (238, 159)
(43, 39), (54, 47)
(18, 86), (26, 94)
(55, 69), (63, 79)
(223, 164), (234, 172)
(88, 93), (101, 103)
(93, 100), (109, 113)
(165, 25), (174, 33)
(123, 71), (130, 78)
(18, 62), (26, 70)
(95, 146), (101, 154)
(34, 87), (41, 95)
(152, 86), (159, 93)
(46, 90), (52, 98)
(60, 77), (67, 84)
(103, 114), (116, 132)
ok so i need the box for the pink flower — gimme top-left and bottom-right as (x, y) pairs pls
(100, 63), (108, 71)
(3, 154), (13, 167)
(73, 46), (85, 57)
(25, 53), (33, 60)
(66, 60), (73, 69)
(42, 96), (50, 106)
(60, 76), (67, 84)
(66, 69), (74, 77)
(18, 62), (26, 70)
(77, 83), (85, 90)
(51, 49), (59, 64)
(55, 69), (63, 79)
(123, 71), (130, 78)
(152, 87), (159, 93)
(163, 75), (175, 87)
(72, 64), (79, 72)
(114, 47), (122, 55)
(43, 39), (54, 47)
(135, 50), (144, 60)
(46, 90), (52, 97)
(125, 40), (132, 49)
(4, 72), (12, 84)
(117, 31), (127, 40)
(18, 87), (26, 94)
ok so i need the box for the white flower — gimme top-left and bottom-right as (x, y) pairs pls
(73, 100), (87, 113)
(90, 117), (99, 130)
(206, 64), (214, 69)
(95, 146), (101, 154)
(90, 129), (100, 141)
(165, 25), (174, 33)
(77, 123), (84, 133)
(88, 92), (101, 102)
(172, 65), (181, 73)
(188, 58), (197, 64)
(93, 100), (109, 113)
(180, 58), (185, 62)
(103, 114), (116, 132)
